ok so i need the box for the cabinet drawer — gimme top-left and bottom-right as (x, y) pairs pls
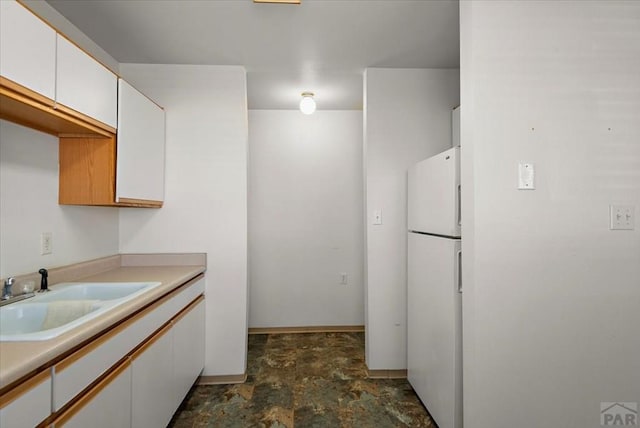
(0, 369), (51, 428)
(55, 35), (117, 129)
(53, 278), (205, 410)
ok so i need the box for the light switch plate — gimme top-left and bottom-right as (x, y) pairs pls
(610, 205), (635, 230)
(518, 163), (535, 190)
(373, 209), (382, 225)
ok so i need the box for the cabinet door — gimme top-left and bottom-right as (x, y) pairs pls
(0, 0), (56, 99)
(131, 325), (174, 428)
(0, 370), (51, 428)
(56, 35), (117, 128)
(172, 297), (205, 406)
(51, 361), (131, 428)
(116, 79), (165, 204)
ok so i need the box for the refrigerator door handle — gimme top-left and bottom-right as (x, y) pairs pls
(456, 250), (462, 293)
(457, 184), (462, 227)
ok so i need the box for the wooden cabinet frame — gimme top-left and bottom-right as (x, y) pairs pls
(0, 77), (114, 137)
(58, 136), (162, 208)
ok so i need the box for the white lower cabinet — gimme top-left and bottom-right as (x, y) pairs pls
(172, 299), (206, 404)
(0, 370), (51, 428)
(51, 361), (131, 428)
(1, 278), (205, 428)
(51, 281), (204, 428)
(132, 297), (205, 428)
(131, 325), (175, 428)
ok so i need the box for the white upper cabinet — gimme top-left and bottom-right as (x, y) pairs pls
(56, 35), (117, 128)
(116, 79), (165, 203)
(0, 1), (56, 99)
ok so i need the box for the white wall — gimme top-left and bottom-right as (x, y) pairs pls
(460, 2), (640, 427)
(364, 68), (460, 370)
(0, 120), (119, 278)
(118, 64), (248, 377)
(248, 110), (364, 328)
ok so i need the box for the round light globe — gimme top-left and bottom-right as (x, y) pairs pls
(299, 93), (316, 115)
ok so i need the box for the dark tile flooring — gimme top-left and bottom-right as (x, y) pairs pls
(168, 332), (434, 427)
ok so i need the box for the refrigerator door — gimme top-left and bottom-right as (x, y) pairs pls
(452, 106), (460, 147)
(408, 146), (460, 237)
(408, 232), (462, 428)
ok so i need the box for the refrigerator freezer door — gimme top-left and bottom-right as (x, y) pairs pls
(408, 146), (460, 237)
(407, 232), (462, 428)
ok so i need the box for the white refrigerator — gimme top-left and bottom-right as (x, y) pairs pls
(407, 146), (462, 428)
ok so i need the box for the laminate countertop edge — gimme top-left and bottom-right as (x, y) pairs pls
(0, 265), (206, 390)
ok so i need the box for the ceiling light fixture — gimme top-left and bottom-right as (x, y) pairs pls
(299, 92), (316, 115)
(253, 0), (301, 4)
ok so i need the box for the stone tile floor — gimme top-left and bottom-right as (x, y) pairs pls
(168, 332), (434, 427)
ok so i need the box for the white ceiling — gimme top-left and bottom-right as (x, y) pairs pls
(46, 0), (460, 110)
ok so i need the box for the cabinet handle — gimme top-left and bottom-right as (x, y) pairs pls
(457, 250), (463, 294)
(457, 184), (462, 227)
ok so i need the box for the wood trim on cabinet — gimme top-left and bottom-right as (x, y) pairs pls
(171, 295), (205, 325)
(55, 273), (204, 373)
(0, 368), (50, 409)
(130, 322), (172, 361)
(50, 359), (130, 427)
(116, 197), (163, 208)
(0, 76), (53, 106)
(0, 80), (113, 138)
(53, 103), (117, 135)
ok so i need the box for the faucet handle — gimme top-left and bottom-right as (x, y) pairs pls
(2, 277), (15, 299)
(38, 268), (49, 292)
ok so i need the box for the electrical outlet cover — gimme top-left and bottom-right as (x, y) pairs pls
(41, 232), (53, 255)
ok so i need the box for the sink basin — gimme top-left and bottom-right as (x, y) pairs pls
(35, 282), (153, 302)
(0, 281), (161, 342)
(0, 302), (100, 336)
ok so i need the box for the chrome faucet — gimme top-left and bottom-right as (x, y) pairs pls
(2, 277), (15, 300)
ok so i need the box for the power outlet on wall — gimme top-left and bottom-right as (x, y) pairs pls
(41, 232), (53, 255)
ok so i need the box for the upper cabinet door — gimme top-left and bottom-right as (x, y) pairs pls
(116, 79), (165, 203)
(56, 35), (117, 128)
(0, 1), (56, 99)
